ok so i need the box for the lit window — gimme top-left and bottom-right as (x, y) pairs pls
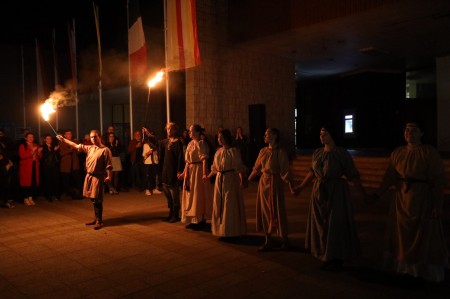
(344, 115), (353, 133)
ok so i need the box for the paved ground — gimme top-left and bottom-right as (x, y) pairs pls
(0, 182), (449, 299)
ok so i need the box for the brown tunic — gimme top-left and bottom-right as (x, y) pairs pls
(78, 144), (112, 200)
(250, 147), (291, 238)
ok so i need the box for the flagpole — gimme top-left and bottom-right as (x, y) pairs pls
(52, 28), (59, 131)
(35, 39), (41, 138)
(71, 19), (79, 140)
(127, 0), (134, 135)
(21, 45), (26, 129)
(93, 2), (103, 134)
(163, 0), (170, 123)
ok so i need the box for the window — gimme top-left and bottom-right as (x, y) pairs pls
(344, 114), (353, 134)
(343, 109), (356, 138)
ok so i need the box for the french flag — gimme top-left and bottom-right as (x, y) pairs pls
(128, 0), (147, 80)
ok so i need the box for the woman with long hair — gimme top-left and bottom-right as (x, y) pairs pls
(295, 125), (366, 271)
(248, 128), (295, 251)
(178, 124), (213, 230)
(18, 132), (42, 205)
(208, 129), (247, 237)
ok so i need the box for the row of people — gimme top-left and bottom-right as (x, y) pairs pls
(295, 122), (448, 282)
(2, 120), (447, 284)
(0, 127), (124, 207)
(160, 121), (448, 284)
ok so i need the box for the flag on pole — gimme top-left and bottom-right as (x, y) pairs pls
(128, 0), (147, 79)
(166, 0), (200, 71)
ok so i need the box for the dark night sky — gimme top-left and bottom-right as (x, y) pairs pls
(1, 0), (165, 91)
(0, 0), (167, 132)
(1, 0), (163, 50)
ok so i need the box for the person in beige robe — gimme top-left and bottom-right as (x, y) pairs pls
(208, 129), (247, 237)
(373, 121), (448, 282)
(295, 126), (367, 271)
(248, 128), (295, 252)
(295, 126), (366, 271)
(178, 125), (213, 230)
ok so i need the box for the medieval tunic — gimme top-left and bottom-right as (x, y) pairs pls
(181, 139), (213, 224)
(159, 138), (184, 187)
(251, 147), (291, 238)
(305, 147), (361, 262)
(78, 144), (112, 201)
(210, 147), (247, 237)
(381, 144), (448, 282)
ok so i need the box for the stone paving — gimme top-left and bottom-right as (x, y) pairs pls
(0, 182), (449, 299)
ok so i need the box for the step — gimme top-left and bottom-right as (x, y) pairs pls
(290, 154), (450, 194)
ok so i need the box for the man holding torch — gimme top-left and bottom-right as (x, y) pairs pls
(57, 130), (113, 230)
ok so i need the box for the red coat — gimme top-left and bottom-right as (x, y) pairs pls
(19, 143), (41, 187)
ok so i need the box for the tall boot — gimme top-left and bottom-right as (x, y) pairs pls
(169, 208), (180, 223)
(93, 202), (103, 230)
(163, 206), (173, 222)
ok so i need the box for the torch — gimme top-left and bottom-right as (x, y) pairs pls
(40, 99), (58, 135)
(143, 70), (165, 130)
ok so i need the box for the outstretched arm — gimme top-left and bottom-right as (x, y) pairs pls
(56, 135), (79, 149)
(294, 171), (315, 195)
(247, 168), (260, 181)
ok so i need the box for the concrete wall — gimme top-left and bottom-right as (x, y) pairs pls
(186, 0), (296, 153)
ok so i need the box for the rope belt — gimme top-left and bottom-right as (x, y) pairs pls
(317, 177), (345, 182)
(188, 161), (202, 165)
(219, 169), (235, 174)
(87, 172), (105, 178)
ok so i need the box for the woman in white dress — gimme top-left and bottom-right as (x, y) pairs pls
(178, 125), (213, 230)
(208, 129), (247, 237)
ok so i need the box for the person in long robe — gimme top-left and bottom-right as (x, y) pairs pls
(208, 129), (247, 237)
(295, 126), (367, 271)
(372, 121), (448, 282)
(57, 130), (112, 230)
(248, 128), (295, 251)
(178, 124), (213, 230)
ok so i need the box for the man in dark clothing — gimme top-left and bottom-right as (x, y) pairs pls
(0, 147), (14, 208)
(158, 122), (184, 223)
(128, 130), (145, 191)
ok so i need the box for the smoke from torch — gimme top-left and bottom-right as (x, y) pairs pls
(39, 87), (76, 136)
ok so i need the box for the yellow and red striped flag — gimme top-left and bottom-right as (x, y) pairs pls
(166, 0), (200, 71)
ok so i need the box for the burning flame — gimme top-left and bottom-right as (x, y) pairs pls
(40, 99), (56, 121)
(147, 71), (164, 88)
